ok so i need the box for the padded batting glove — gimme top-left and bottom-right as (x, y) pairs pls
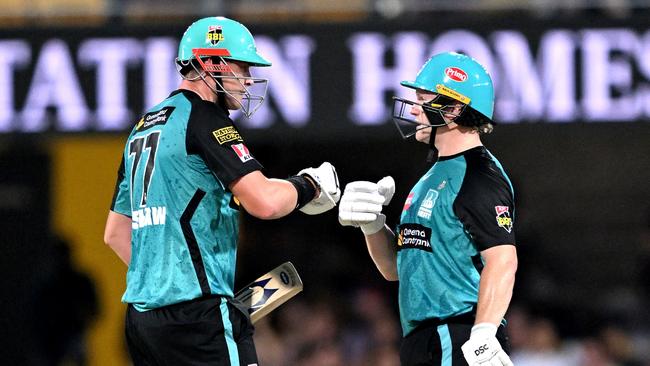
(298, 162), (341, 215)
(461, 323), (513, 366)
(338, 176), (395, 235)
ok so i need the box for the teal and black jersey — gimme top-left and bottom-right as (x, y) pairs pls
(110, 90), (263, 311)
(396, 146), (515, 336)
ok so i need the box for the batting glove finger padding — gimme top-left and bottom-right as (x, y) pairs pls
(338, 193), (383, 223)
(461, 323), (513, 366)
(338, 211), (379, 223)
(344, 180), (380, 193)
(338, 176), (395, 235)
(298, 162), (341, 215)
(344, 191), (385, 205)
(377, 176), (395, 205)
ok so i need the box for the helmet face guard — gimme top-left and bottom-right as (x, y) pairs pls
(179, 48), (269, 118)
(391, 93), (465, 139)
(392, 83), (492, 140)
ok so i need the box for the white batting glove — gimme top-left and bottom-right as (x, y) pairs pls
(298, 162), (341, 215)
(338, 176), (395, 235)
(461, 323), (513, 366)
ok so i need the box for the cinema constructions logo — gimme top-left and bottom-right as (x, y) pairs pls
(397, 224), (432, 252)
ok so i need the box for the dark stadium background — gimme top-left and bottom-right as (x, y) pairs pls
(2, 3), (650, 365)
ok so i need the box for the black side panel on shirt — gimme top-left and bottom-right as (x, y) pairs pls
(453, 147), (516, 250)
(184, 91), (263, 188)
(110, 156), (126, 211)
(180, 189), (211, 297)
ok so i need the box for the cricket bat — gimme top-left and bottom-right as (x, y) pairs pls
(234, 261), (303, 324)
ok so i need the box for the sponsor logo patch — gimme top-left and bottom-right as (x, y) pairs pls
(417, 189), (439, 220)
(231, 143), (253, 163)
(397, 224), (432, 252)
(212, 126), (242, 144)
(280, 271), (290, 285)
(495, 205), (513, 233)
(248, 277), (278, 311)
(206, 25), (224, 45)
(136, 107), (175, 131)
(444, 66), (468, 82)
(436, 84), (471, 105)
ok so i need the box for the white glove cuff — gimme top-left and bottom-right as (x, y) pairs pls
(470, 323), (498, 339)
(361, 214), (386, 235)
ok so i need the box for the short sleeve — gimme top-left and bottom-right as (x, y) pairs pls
(453, 161), (515, 250)
(110, 156), (132, 216)
(186, 103), (263, 188)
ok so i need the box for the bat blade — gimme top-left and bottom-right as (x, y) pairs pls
(235, 261), (303, 323)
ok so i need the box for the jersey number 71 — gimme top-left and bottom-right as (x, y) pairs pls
(128, 131), (160, 207)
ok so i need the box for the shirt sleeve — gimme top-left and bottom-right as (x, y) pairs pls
(453, 163), (515, 251)
(185, 104), (263, 188)
(110, 155), (132, 216)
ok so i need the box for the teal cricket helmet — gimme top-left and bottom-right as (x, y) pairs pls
(177, 16), (271, 67)
(401, 52), (494, 119)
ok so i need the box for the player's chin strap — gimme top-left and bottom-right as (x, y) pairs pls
(426, 127), (439, 163)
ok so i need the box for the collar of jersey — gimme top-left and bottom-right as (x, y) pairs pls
(171, 89), (230, 117)
(437, 146), (485, 161)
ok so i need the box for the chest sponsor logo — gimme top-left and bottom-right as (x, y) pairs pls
(403, 192), (414, 211)
(417, 189), (439, 220)
(495, 205), (513, 233)
(397, 223), (432, 252)
(212, 126), (242, 144)
(136, 106), (175, 132)
(232, 143), (253, 163)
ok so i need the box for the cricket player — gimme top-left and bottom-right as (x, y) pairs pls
(103, 17), (340, 366)
(339, 52), (517, 366)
